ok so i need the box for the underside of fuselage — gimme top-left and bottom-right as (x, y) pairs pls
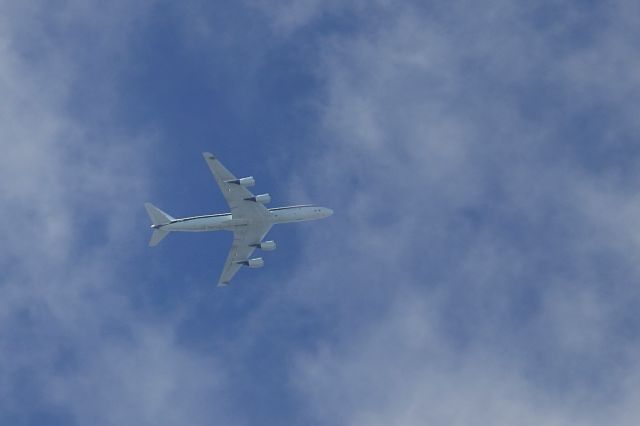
(157, 205), (332, 233)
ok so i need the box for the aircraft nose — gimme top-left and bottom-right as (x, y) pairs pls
(324, 208), (333, 217)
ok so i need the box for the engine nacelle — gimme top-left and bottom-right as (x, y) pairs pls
(252, 240), (276, 251)
(245, 193), (271, 204)
(226, 176), (255, 187)
(237, 257), (264, 268)
(246, 257), (264, 268)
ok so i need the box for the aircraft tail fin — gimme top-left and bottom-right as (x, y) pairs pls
(144, 202), (174, 225)
(145, 203), (174, 247)
(149, 228), (169, 247)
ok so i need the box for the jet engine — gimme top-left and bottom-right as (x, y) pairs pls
(226, 176), (255, 187)
(245, 193), (271, 204)
(246, 257), (264, 268)
(252, 240), (276, 251)
(237, 257), (264, 268)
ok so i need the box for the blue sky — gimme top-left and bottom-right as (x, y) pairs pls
(2, 1), (640, 425)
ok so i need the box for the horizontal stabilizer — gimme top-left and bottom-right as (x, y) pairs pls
(149, 229), (169, 247)
(144, 202), (174, 226)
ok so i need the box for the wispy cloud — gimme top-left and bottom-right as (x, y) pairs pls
(3, 1), (639, 424)
(0, 3), (236, 424)
(250, 1), (640, 424)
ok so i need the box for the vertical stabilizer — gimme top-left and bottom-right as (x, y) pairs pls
(145, 203), (174, 247)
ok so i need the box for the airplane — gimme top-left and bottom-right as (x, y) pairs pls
(144, 152), (333, 286)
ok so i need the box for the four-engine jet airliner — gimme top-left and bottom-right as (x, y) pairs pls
(145, 152), (333, 286)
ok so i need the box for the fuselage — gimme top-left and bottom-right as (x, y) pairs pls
(154, 205), (333, 232)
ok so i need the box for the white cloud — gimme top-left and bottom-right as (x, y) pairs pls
(3, 1), (639, 424)
(0, 3), (236, 424)
(258, 1), (640, 424)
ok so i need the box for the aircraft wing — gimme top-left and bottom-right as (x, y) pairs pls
(202, 152), (269, 218)
(218, 222), (272, 286)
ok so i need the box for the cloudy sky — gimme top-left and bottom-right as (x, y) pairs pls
(2, 1), (640, 425)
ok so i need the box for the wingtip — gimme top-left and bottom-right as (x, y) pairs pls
(217, 281), (229, 287)
(202, 152), (216, 160)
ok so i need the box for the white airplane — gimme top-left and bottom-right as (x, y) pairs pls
(145, 152), (333, 286)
